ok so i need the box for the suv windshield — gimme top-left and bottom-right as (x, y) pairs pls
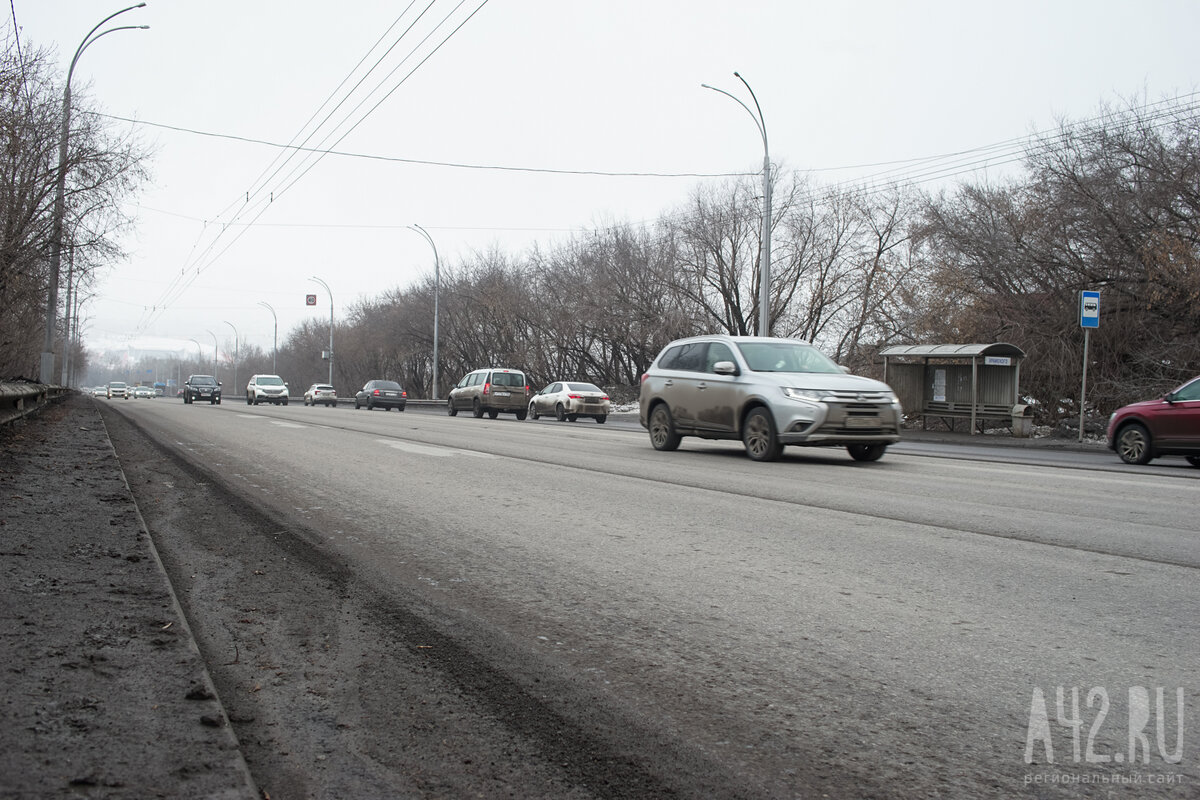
(256, 376), (284, 386)
(190, 376), (216, 386)
(736, 342), (842, 374)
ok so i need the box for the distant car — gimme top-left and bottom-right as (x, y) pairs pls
(90, 386), (107, 397)
(529, 381), (611, 423)
(354, 380), (407, 411)
(246, 374), (289, 406)
(107, 381), (129, 400)
(447, 368), (529, 420)
(133, 386), (155, 398)
(1107, 375), (1200, 466)
(183, 375), (222, 405)
(304, 384), (338, 407)
(639, 334), (902, 462)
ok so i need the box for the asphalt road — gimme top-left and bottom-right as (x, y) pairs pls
(98, 398), (1199, 798)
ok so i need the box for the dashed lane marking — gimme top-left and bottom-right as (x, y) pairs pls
(375, 439), (498, 458)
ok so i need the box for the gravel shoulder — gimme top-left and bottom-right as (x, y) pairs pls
(0, 395), (256, 799)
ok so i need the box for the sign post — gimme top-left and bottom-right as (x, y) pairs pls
(1078, 291), (1100, 442)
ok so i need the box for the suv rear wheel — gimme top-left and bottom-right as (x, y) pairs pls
(742, 407), (782, 462)
(648, 405), (681, 452)
(472, 398), (484, 419)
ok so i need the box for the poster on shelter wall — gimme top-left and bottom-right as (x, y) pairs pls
(932, 369), (947, 403)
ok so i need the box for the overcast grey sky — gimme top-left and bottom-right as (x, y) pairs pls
(12, 1), (1200, 361)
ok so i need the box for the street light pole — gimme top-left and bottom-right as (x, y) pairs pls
(408, 224), (440, 400)
(188, 338), (203, 376)
(40, 4), (147, 383)
(206, 329), (219, 381)
(224, 320), (239, 394)
(258, 301), (277, 374)
(309, 277), (334, 386)
(702, 72), (771, 336)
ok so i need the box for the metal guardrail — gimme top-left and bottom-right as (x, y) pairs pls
(0, 382), (71, 427)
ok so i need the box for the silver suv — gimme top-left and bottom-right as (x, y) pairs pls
(639, 335), (902, 462)
(246, 374), (289, 406)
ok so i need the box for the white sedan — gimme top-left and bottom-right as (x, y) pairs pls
(528, 381), (611, 423)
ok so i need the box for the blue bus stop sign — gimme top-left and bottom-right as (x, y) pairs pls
(1080, 291), (1100, 328)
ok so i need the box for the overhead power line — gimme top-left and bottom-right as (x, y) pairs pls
(92, 112), (750, 179)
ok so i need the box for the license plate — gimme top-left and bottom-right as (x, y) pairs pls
(495, 391), (510, 397)
(845, 416), (880, 428)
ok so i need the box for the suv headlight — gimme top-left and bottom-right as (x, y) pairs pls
(783, 387), (831, 402)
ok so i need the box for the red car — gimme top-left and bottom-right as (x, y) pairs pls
(1107, 375), (1200, 466)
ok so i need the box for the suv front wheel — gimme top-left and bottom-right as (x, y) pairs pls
(648, 404), (681, 452)
(847, 443), (887, 462)
(742, 407), (782, 462)
(1115, 423), (1152, 465)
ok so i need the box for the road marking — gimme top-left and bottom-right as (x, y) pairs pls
(270, 421), (306, 429)
(375, 439), (497, 458)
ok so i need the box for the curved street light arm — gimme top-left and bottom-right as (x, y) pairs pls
(701, 83), (766, 148)
(309, 277), (334, 385)
(257, 301), (278, 373)
(408, 224), (441, 400)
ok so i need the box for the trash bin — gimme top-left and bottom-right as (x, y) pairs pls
(1011, 404), (1033, 438)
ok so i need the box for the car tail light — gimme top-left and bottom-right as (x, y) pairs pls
(640, 373), (648, 384)
(483, 382), (491, 395)
(401, 391), (407, 397)
(373, 389), (381, 396)
(602, 395), (610, 401)
(568, 393), (582, 399)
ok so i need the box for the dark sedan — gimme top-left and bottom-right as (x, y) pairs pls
(355, 380), (407, 411)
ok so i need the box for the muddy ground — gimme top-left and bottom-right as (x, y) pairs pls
(3, 395), (727, 800)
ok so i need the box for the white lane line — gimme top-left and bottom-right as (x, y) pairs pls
(270, 421), (306, 429)
(375, 439), (498, 458)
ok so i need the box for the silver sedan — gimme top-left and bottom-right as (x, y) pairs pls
(529, 381), (611, 423)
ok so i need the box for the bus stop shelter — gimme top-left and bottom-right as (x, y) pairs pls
(879, 343), (1029, 435)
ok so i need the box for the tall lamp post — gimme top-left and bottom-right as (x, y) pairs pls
(188, 338), (203, 375)
(702, 72), (771, 336)
(206, 329), (219, 381)
(224, 320), (239, 396)
(258, 301), (277, 373)
(408, 224), (440, 400)
(40, 4), (148, 383)
(309, 277), (334, 386)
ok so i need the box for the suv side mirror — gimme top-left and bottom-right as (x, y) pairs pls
(838, 365), (852, 374)
(712, 361), (739, 376)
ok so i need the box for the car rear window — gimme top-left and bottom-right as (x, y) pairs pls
(567, 383), (602, 392)
(490, 372), (525, 387)
(658, 343), (706, 372)
(374, 381), (402, 390)
(316, 385), (334, 391)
